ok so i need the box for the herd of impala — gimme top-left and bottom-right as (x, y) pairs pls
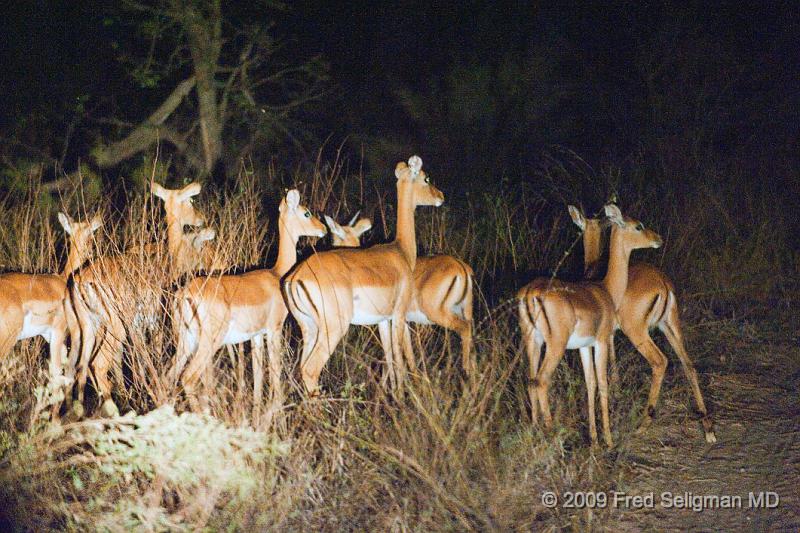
(0, 155), (716, 445)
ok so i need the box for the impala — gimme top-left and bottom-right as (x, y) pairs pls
(172, 189), (326, 422)
(0, 282), (23, 363)
(0, 213), (102, 411)
(69, 182), (206, 416)
(184, 227), (225, 272)
(326, 214), (475, 377)
(568, 205), (716, 443)
(517, 204), (662, 446)
(284, 156), (444, 396)
(324, 213), (372, 247)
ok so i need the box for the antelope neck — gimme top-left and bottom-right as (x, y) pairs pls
(166, 215), (187, 259)
(62, 240), (89, 276)
(583, 224), (602, 275)
(273, 214), (300, 277)
(394, 177), (417, 270)
(602, 225), (632, 310)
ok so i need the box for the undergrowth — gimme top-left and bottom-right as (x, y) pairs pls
(0, 152), (795, 531)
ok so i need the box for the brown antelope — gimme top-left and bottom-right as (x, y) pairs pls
(69, 182), (206, 417)
(568, 205), (716, 443)
(130, 222), (224, 274)
(325, 214), (475, 377)
(0, 282), (24, 362)
(0, 213), (102, 411)
(324, 212), (373, 247)
(172, 189), (327, 422)
(284, 156), (444, 396)
(517, 204), (663, 446)
(184, 227), (226, 272)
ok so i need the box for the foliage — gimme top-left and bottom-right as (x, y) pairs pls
(91, 0), (328, 176)
(0, 148), (795, 529)
(0, 3), (796, 527)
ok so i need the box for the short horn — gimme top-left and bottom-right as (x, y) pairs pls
(348, 210), (361, 227)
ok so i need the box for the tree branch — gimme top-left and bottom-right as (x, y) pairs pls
(40, 171), (83, 193)
(219, 31), (259, 118)
(92, 76), (196, 167)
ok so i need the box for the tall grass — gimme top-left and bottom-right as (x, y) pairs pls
(0, 152), (794, 530)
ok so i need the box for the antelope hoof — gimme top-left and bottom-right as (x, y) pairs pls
(636, 414), (654, 435)
(701, 416), (716, 443)
(100, 399), (120, 418)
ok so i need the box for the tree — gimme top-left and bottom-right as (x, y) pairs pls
(391, 42), (576, 188)
(93, 0), (327, 177)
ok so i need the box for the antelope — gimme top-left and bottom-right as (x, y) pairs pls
(324, 212), (373, 247)
(0, 282), (24, 362)
(69, 182), (206, 417)
(0, 213), (102, 412)
(125, 182), (213, 274)
(284, 156), (444, 396)
(172, 189), (327, 423)
(517, 204), (663, 446)
(568, 205), (716, 443)
(325, 214), (475, 377)
(184, 227), (226, 272)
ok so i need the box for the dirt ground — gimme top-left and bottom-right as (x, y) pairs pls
(606, 312), (800, 531)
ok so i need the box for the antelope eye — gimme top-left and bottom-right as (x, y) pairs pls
(424, 176), (430, 183)
(304, 211), (312, 218)
(635, 223), (644, 231)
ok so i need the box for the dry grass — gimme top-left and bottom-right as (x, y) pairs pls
(0, 154), (795, 531)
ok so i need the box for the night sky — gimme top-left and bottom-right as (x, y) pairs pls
(0, 1), (798, 193)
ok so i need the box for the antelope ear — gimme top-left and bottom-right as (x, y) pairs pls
(353, 218), (372, 236)
(90, 214), (103, 232)
(180, 182), (202, 200)
(348, 210), (361, 227)
(395, 161), (408, 179)
(151, 181), (167, 200)
(408, 155), (423, 174)
(57, 212), (73, 234)
(197, 228), (216, 243)
(285, 189), (300, 210)
(568, 205), (586, 231)
(324, 215), (346, 239)
(604, 204), (625, 227)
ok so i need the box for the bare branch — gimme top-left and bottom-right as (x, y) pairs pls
(40, 171), (84, 193)
(93, 76), (196, 167)
(220, 35), (258, 120)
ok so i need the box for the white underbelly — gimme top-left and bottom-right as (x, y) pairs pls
(352, 286), (396, 325)
(351, 308), (390, 325)
(222, 326), (262, 345)
(17, 312), (51, 341)
(566, 333), (595, 350)
(406, 310), (432, 325)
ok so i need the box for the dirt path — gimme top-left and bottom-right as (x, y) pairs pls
(608, 328), (800, 531)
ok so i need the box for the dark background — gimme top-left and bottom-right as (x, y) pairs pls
(0, 1), (798, 203)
